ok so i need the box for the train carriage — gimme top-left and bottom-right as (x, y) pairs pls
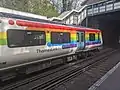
(0, 7), (103, 80)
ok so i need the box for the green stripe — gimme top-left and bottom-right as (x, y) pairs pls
(0, 39), (7, 45)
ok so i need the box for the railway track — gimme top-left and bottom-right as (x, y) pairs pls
(0, 48), (116, 90)
(30, 48), (117, 90)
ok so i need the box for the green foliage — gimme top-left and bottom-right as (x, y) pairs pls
(0, 0), (59, 17)
(29, 0), (59, 17)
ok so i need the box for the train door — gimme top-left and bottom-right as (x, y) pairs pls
(77, 31), (85, 49)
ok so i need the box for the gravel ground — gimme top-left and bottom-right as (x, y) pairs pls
(56, 50), (120, 90)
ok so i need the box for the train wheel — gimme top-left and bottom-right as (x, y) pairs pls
(63, 57), (67, 64)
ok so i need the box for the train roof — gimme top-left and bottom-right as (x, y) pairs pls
(0, 7), (65, 25)
(13, 19), (100, 32)
(0, 7), (47, 20)
(0, 7), (100, 32)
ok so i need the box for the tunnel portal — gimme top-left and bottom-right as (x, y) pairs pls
(85, 11), (120, 48)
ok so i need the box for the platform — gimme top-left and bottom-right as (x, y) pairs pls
(88, 61), (120, 90)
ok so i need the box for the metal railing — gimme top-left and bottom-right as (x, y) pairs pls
(87, 0), (120, 16)
(62, 0), (120, 25)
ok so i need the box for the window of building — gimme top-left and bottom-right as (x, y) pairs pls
(51, 32), (70, 44)
(89, 33), (95, 41)
(7, 29), (46, 48)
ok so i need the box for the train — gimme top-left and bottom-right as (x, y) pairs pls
(0, 7), (103, 80)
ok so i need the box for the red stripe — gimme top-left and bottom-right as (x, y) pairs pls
(16, 20), (101, 33)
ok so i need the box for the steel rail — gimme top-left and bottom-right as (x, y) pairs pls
(31, 49), (117, 90)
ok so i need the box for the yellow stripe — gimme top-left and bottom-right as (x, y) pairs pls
(0, 32), (7, 39)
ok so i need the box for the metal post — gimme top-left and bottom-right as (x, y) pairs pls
(86, 8), (88, 27)
(86, 17), (88, 27)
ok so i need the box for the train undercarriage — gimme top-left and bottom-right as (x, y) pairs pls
(0, 48), (100, 82)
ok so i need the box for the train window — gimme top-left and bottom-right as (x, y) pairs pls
(98, 33), (100, 41)
(77, 33), (79, 42)
(51, 32), (61, 44)
(51, 32), (70, 44)
(89, 33), (95, 41)
(77, 33), (84, 42)
(81, 33), (84, 42)
(7, 29), (46, 48)
(62, 32), (70, 43)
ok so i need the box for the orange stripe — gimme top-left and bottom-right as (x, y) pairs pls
(26, 27), (77, 33)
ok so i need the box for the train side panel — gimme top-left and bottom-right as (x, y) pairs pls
(0, 19), (78, 71)
(85, 30), (103, 50)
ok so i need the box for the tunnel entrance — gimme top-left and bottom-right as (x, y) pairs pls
(99, 19), (120, 48)
(85, 11), (120, 48)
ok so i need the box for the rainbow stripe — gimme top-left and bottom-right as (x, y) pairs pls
(0, 32), (7, 45)
(27, 27), (77, 41)
(85, 32), (101, 45)
(0, 28), (102, 47)
(27, 27), (77, 47)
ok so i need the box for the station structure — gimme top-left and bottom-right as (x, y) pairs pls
(50, 0), (120, 89)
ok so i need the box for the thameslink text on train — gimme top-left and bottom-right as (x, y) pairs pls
(37, 48), (61, 53)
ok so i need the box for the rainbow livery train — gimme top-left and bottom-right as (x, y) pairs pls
(0, 7), (103, 80)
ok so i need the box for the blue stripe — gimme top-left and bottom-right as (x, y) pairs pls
(86, 41), (101, 45)
(47, 42), (77, 47)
